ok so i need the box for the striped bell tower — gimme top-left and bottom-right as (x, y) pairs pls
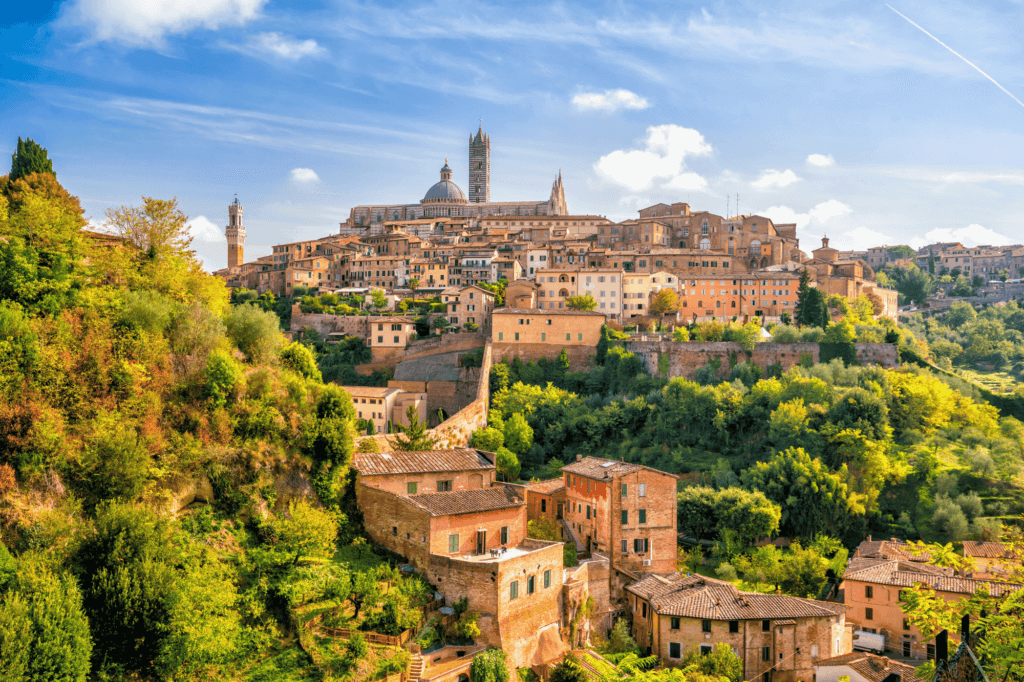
(468, 124), (490, 203)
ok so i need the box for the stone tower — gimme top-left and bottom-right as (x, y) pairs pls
(468, 124), (490, 204)
(226, 196), (245, 269)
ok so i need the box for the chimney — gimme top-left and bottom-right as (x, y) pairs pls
(576, 455), (582, 462)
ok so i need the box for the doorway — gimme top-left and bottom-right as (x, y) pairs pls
(476, 530), (486, 555)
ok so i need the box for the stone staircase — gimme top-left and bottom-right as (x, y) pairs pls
(408, 652), (424, 682)
(561, 519), (585, 553)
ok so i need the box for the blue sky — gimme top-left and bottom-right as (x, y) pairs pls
(3, 0), (1024, 270)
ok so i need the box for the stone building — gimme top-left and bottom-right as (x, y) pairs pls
(841, 555), (1020, 659)
(627, 573), (849, 682)
(805, 238), (899, 320)
(345, 386), (427, 434)
(353, 449), (565, 671)
(367, 316), (417, 362)
(560, 456), (678, 576)
(814, 652), (925, 682)
(534, 268), (624, 319)
(442, 285), (496, 332)
(961, 541), (1021, 579)
(344, 127), (569, 226)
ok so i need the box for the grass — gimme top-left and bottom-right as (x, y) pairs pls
(955, 368), (1019, 394)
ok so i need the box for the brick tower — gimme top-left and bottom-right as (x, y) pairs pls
(226, 196), (245, 269)
(468, 124), (490, 204)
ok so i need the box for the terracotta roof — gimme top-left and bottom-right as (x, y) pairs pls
(354, 449), (495, 476)
(815, 652), (926, 682)
(626, 573), (847, 620)
(854, 539), (933, 562)
(561, 456), (644, 479)
(405, 486), (524, 516)
(962, 541), (1021, 560)
(492, 308), (605, 317)
(842, 557), (1021, 596)
(527, 478), (567, 494)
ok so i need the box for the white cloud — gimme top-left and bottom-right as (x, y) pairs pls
(62, 0), (265, 46)
(880, 168), (1024, 186)
(244, 32), (326, 60)
(187, 216), (223, 242)
(840, 226), (889, 250)
(572, 89), (650, 112)
(806, 153), (835, 167)
(923, 224), (1012, 247)
(663, 172), (708, 191)
(290, 167), (320, 183)
(762, 200), (851, 229)
(752, 169), (800, 190)
(594, 125), (711, 192)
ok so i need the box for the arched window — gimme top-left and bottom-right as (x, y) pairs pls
(700, 238), (711, 251)
(728, 238), (735, 254)
(679, 241), (687, 248)
(559, 288), (569, 297)
(749, 240), (761, 255)
(761, 256), (769, 268)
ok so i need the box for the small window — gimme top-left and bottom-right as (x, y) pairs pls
(642, 602), (647, 617)
(700, 645), (712, 656)
(510, 580), (519, 600)
(621, 539), (628, 553)
(500, 526), (509, 544)
(392, 526), (398, 536)
(586, 505), (591, 519)
(498, 332), (503, 341)
(671, 617), (680, 630)
(865, 585), (873, 599)
(762, 647), (771, 662)
(638, 482), (646, 497)
(669, 642), (681, 659)
(515, 332), (519, 341)
(621, 483), (627, 498)
(448, 534), (459, 553)
(702, 620), (712, 633)
(541, 499), (547, 513)
(729, 620), (739, 633)
(762, 620), (770, 632)
(407, 482), (417, 494)
(865, 607), (874, 620)
(543, 569), (551, 588)
(639, 509), (647, 524)
(437, 480), (453, 492)
(527, 576), (536, 594)
(903, 618), (910, 631)
(621, 510), (628, 525)
(577, 333), (583, 341)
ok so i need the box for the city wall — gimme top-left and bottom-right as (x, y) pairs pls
(626, 341), (899, 380)
(491, 342), (593, 371)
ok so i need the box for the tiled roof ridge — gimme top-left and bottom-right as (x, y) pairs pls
(404, 485), (525, 516)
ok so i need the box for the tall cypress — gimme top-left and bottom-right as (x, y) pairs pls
(10, 137), (54, 182)
(793, 269), (812, 326)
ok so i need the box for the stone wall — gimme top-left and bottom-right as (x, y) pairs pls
(290, 308), (370, 337)
(355, 342), (493, 452)
(491, 342), (594, 371)
(626, 341), (899, 380)
(563, 555), (613, 643)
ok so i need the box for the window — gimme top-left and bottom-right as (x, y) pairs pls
(762, 620), (770, 632)
(903, 618), (910, 631)
(510, 580), (519, 600)
(671, 617), (680, 630)
(392, 526), (397, 536)
(578, 333), (583, 341)
(865, 607), (874, 620)
(527, 576), (536, 594)
(669, 642), (681, 659)
(437, 480), (453, 492)
(729, 620), (739, 633)
(865, 585), (873, 599)
(541, 332), (546, 341)
(566, 333), (570, 340)
(621, 510), (628, 525)
(639, 509), (647, 524)
(638, 483), (646, 497)
(407, 482), (418, 494)
(448, 534), (459, 553)
(543, 569), (551, 588)
(541, 499), (547, 513)
(498, 332), (503, 341)
(927, 644), (936, 660)
(621, 483), (627, 497)
(586, 506), (591, 519)
(702, 620), (712, 633)
(700, 645), (712, 656)
(641, 602), (647, 617)
(515, 332), (519, 341)
(500, 526), (509, 544)
(762, 647), (771, 662)
(633, 538), (649, 553)
(621, 539), (628, 553)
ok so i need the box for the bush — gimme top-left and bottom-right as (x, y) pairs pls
(225, 303), (282, 363)
(119, 289), (176, 335)
(606, 618), (638, 655)
(205, 349), (241, 407)
(280, 341), (322, 381)
(470, 649), (510, 682)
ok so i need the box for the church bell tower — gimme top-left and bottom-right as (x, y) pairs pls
(468, 124), (490, 204)
(226, 196), (245, 269)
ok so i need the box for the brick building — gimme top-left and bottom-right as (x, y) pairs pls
(491, 308), (605, 347)
(442, 285), (496, 332)
(627, 573), (849, 682)
(559, 456), (678, 576)
(344, 386), (427, 434)
(367, 316), (417, 362)
(814, 652), (925, 682)
(354, 448), (497, 496)
(841, 556), (1020, 659)
(961, 541), (1021, 579)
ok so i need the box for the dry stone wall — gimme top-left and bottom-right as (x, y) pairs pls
(628, 341), (899, 380)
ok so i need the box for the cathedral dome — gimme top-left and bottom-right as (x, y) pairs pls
(422, 160), (468, 204)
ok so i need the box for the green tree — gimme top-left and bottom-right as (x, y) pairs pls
(713, 488), (782, 546)
(793, 269), (812, 324)
(225, 303), (282, 363)
(469, 648), (509, 682)
(280, 341), (322, 381)
(676, 486), (718, 541)
(432, 316), (450, 334)
(944, 301), (977, 329)
(502, 413), (534, 456)
(741, 447), (864, 539)
(407, 277), (420, 299)
(565, 293), (597, 311)
(390, 405), (437, 451)
(495, 447), (521, 482)
(672, 326), (690, 342)
(105, 196), (194, 260)
(370, 288), (388, 310)
(824, 318), (856, 343)
(470, 426), (504, 452)
(10, 137), (54, 182)
(607, 617), (638, 655)
(888, 245), (915, 260)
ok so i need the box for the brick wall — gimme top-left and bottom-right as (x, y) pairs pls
(358, 485), (432, 568)
(491, 342), (594, 370)
(563, 556), (613, 643)
(290, 309), (369, 337)
(428, 505), (526, 557)
(628, 341), (900, 380)
(358, 467), (495, 497)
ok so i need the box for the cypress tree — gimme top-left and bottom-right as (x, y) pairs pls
(10, 137), (54, 182)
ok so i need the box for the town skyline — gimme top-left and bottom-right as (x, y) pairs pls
(4, 0), (1024, 270)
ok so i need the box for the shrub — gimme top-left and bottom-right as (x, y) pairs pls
(470, 649), (510, 682)
(280, 341), (321, 381)
(225, 304), (282, 363)
(205, 349), (241, 407)
(119, 289), (176, 335)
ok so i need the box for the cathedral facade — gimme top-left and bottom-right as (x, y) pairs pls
(344, 126), (568, 228)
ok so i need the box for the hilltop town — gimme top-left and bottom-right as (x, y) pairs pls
(4, 135), (1024, 682)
